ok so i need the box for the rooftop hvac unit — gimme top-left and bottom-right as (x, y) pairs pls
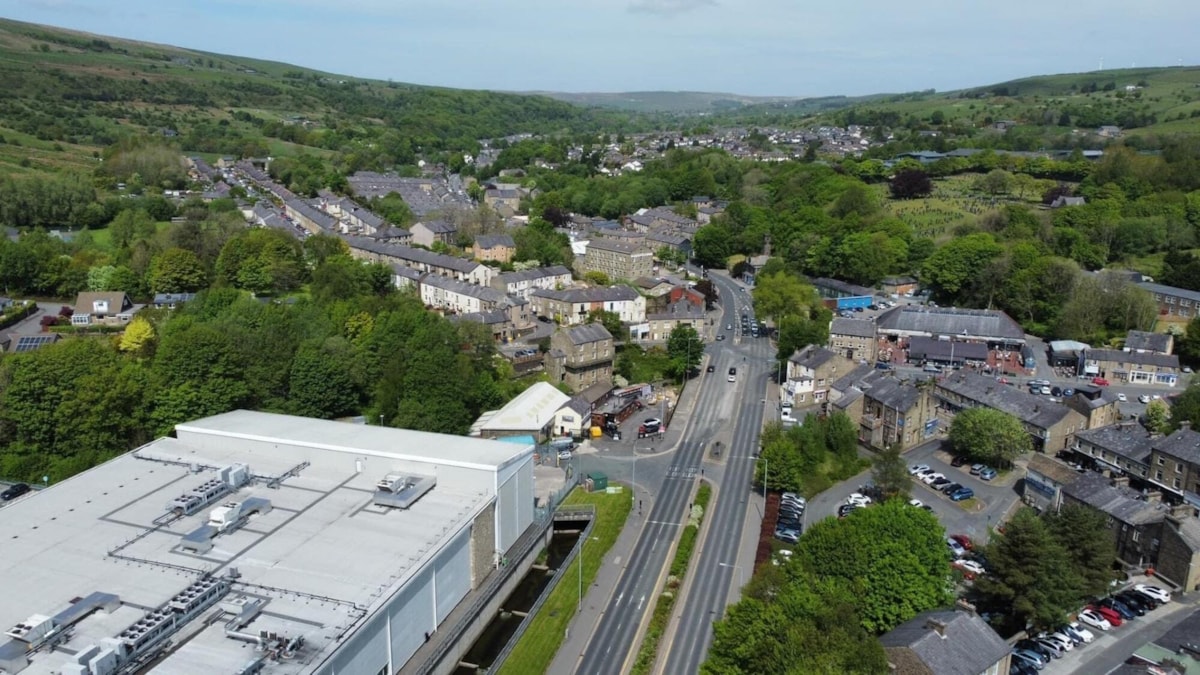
(373, 473), (436, 509)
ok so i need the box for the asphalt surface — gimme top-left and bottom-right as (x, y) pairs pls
(575, 272), (766, 675)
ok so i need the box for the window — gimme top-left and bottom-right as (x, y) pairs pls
(1132, 530), (1140, 542)
(1174, 478), (1181, 489)
(1158, 457), (1165, 466)
(1156, 471), (1163, 480)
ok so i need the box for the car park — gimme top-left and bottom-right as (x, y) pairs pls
(1, 483), (31, 501)
(979, 468), (997, 481)
(949, 487), (974, 501)
(1077, 609), (1111, 631)
(1134, 584), (1172, 603)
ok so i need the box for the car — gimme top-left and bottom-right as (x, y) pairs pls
(726, 324), (732, 331)
(909, 464), (931, 475)
(950, 455), (967, 467)
(837, 504), (860, 518)
(1093, 377), (1110, 386)
(728, 367), (737, 383)
(1038, 631), (1074, 652)
(940, 482), (963, 494)
(908, 498), (925, 509)
(953, 559), (985, 577)
(1185, 366), (1194, 374)
(1, 482), (31, 501)
(950, 534), (974, 551)
(778, 518), (802, 531)
(1031, 637), (1064, 659)
(1077, 609), (1111, 631)
(921, 472), (946, 485)
(1088, 605), (1123, 626)
(1134, 584), (1172, 604)
(782, 492), (806, 504)
(1040, 385), (1052, 395)
(1117, 392), (1127, 402)
(707, 364), (715, 373)
(1010, 660), (1039, 675)
(1063, 388), (1075, 397)
(931, 478), (953, 490)
(1122, 588), (1162, 609)
(1098, 596), (1140, 619)
(774, 527), (800, 544)
(970, 463), (986, 475)
(979, 468), (998, 481)
(779, 508), (804, 521)
(1138, 394), (1151, 404)
(1115, 591), (1153, 613)
(715, 334), (725, 341)
(947, 537), (967, 558)
(1011, 649), (1047, 670)
(1051, 386), (1062, 397)
(846, 493), (873, 507)
(950, 487), (975, 501)
(1065, 621), (1095, 643)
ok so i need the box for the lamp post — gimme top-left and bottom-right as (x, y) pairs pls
(578, 535), (584, 611)
(760, 457), (768, 501)
(719, 562), (744, 588)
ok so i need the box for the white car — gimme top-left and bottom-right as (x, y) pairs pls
(921, 472), (946, 485)
(908, 498), (925, 509)
(1077, 609), (1112, 631)
(1067, 621), (1095, 643)
(1038, 631), (1074, 652)
(1117, 393), (1127, 402)
(909, 464), (931, 475)
(1138, 394), (1151, 404)
(846, 493), (873, 507)
(1134, 584), (1172, 604)
(955, 559), (985, 575)
(946, 538), (966, 558)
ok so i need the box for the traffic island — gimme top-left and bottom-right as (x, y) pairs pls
(629, 481), (712, 675)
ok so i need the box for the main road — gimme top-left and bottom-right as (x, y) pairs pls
(661, 272), (773, 675)
(574, 271), (766, 675)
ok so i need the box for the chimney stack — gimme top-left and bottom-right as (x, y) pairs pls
(1181, 420), (1193, 432)
(924, 618), (948, 638)
(1112, 476), (1130, 488)
(1168, 503), (1195, 520)
(1145, 491), (1162, 504)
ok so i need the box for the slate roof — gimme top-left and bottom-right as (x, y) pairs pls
(789, 345), (839, 370)
(1027, 453), (1084, 487)
(416, 220), (457, 234)
(562, 323), (613, 346)
(937, 372), (1076, 430)
(879, 609), (1011, 675)
(284, 199), (337, 231)
(564, 395), (592, 417)
(497, 266), (572, 284)
(421, 274), (510, 304)
(475, 234), (515, 250)
(1063, 471), (1169, 525)
(1074, 424), (1157, 466)
(877, 306), (1025, 342)
(1084, 348), (1179, 370)
(831, 363), (877, 392)
(532, 286), (641, 303)
(1152, 428), (1200, 465)
(908, 337), (989, 363)
(1138, 281), (1200, 304)
(1125, 330), (1172, 354)
(344, 237), (483, 275)
(865, 377), (924, 411)
(586, 238), (651, 255)
(449, 310), (511, 326)
(829, 317), (876, 339)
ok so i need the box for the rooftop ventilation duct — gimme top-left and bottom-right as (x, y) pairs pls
(373, 473), (436, 509)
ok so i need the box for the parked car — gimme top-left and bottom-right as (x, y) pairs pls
(837, 504), (860, 518)
(1093, 377), (1110, 386)
(774, 527), (800, 544)
(931, 478), (953, 490)
(1038, 631), (1074, 653)
(921, 472), (946, 485)
(949, 487), (975, 501)
(1063, 388), (1075, 397)
(953, 559), (985, 577)
(970, 463), (986, 475)
(1117, 392), (1127, 402)
(909, 464), (931, 475)
(1116, 590), (1154, 613)
(1064, 621), (1095, 643)
(908, 498), (925, 509)
(1010, 660), (1039, 675)
(1098, 596), (1139, 619)
(1123, 588), (1162, 609)
(950, 534), (974, 550)
(1, 482), (30, 501)
(979, 467), (998, 481)
(846, 493), (873, 507)
(1134, 584), (1172, 604)
(947, 537), (967, 558)
(950, 455), (967, 467)
(1138, 394), (1151, 404)
(1031, 637), (1064, 659)
(940, 482), (964, 495)
(1088, 604), (1123, 626)
(1077, 609), (1111, 631)
(1011, 649), (1047, 670)
(1015, 640), (1052, 662)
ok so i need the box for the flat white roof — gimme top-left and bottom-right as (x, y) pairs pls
(478, 382), (569, 433)
(0, 413), (534, 674)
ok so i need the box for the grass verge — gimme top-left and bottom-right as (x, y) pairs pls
(496, 486), (633, 675)
(630, 481), (712, 675)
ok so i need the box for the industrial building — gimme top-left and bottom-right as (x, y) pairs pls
(0, 410), (535, 675)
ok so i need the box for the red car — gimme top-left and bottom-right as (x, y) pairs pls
(1092, 377), (1110, 386)
(1088, 604), (1123, 626)
(950, 534), (974, 551)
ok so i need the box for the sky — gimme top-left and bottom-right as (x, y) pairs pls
(3, 0), (1198, 97)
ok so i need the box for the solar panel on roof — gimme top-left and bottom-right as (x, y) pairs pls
(13, 335), (56, 352)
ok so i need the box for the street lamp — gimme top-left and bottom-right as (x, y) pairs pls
(719, 562), (744, 588)
(760, 457), (768, 502)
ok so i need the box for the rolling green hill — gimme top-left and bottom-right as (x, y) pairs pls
(528, 90), (805, 113)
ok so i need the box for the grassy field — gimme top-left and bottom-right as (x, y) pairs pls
(876, 173), (1063, 241)
(87, 221), (173, 250)
(496, 486), (633, 675)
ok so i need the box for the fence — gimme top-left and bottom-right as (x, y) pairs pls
(488, 508), (596, 673)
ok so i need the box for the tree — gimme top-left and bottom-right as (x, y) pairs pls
(148, 248), (207, 293)
(586, 309), (623, 339)
(871, 444), (911, 501)
(1043, 504), (1117, 599)
(796, 500), (951, 633)
(831, 184), (878, 219)
(1145, 399), (1172, 434)
(889, 168), (933, 199)
(118, 317), (156, 355)
(920, 233), (1003, 303)
(583, 270), (610, 286)
(947, 407), (1032, 468)
(975, 508), (1082, 632)
(1176, 315), (1200, 366)
(752, 271), (820, 324)
(288, 338), (363, 419)
(666, 324), (704, 381)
